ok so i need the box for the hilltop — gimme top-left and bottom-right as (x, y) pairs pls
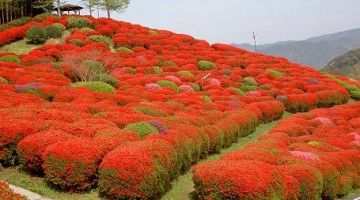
(233, 28), (360, 69)
(321, 48), (360, 80)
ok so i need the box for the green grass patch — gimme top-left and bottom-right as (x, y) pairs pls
(0, 167), (101, 200)
(0, 40), (40, 55)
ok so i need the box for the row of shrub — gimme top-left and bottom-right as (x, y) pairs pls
(0, 181), (27, 200)
(193, 101), (360, 199)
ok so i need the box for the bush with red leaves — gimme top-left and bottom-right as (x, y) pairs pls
(0, 181), (27, 200)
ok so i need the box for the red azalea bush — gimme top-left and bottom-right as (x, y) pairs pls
(0, 181), (27, 200)
(193, 102), (360, 199)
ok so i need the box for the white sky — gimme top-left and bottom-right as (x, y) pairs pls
(73, 0), (360, 45)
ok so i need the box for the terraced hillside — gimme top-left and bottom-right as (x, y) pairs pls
(0, 14), (359, 200)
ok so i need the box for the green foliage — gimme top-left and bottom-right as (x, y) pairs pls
(202, 95), (212, 103)
(156, 80), (179, 93)
(230, 87), (245, 95)
(93, 74), (118, 87)
(69, 39), (84, 47)
(71, 81), (115, 94)
(191, 83), (201, 91)
(160, 60), (177, 67)
(115, 47), (133, 52)
(149, 30), (158, 35)
(243, 77), (258, 86)
(0, 17), (31, 32)
(0, 55), (20, 63)
(87, 35), (113, 46)
(153, 66), (163, 74)
(17, 88), (46, 99)
(45, 25), (62, 39)
(25, 26), (47, 44)
(241, 85), (258, 92)
(32, 13), (55, 22)
(350, 91), (360, 100)
(52, 23), (66, 32)
(178, 70), (194, 76)
(67, 17), (93, 29)
(80, 27), (95, 33)
(197, 60), (217, 70)
(0, 77), (9, 84)
(99, 0), (130, 18)
(134, 107), (166, 117)
(123, 122), (159, 138)
(266, 69), (283, 77)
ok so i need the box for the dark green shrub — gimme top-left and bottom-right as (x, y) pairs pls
(266, 69), (283, 77)
(156, 80), (179, 93)
(83, 60), (104, 72)
(0, 55), (20, 63)
(197, 61), (217, 70)
(87, 35), (113, 46)
(69, 39), (84, 47)
(17, 88), (46, 99)
(0, 77), (8, 84)
(178, 70), (194, 76)
(243, 77), (258, 86)
(71, 81), (115, 94)
(45, 25), (62, 39)
(25, 26), (47, 44)
(123, 122), (159, 138)
(276, 95), (288, 104)
(202, 95), (212, 103)
(191, 83), (201, 91)
(115, 47), (133, 52)
(93, 74), (118, 87)
(67, 17), (93, 29)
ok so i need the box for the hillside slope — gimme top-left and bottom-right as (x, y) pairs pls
(321, 48), (360, 80)
(233, 28), (360, 69)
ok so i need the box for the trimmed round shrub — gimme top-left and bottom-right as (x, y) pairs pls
(98, 74), (118, 87)
(191, 83), (201, 91)
(160, 60), (177, 67)
(98, 137), (180, 199)
(241, 85), (258, 92)
(266, 69), (283, 77)
(83, 60), (104, 72)
(52, 23), (66, 32)
(0, 55), (21, 63)
(42, 138), (103, 191)
(178, 70), (194, 76)
(197, 60), (217, 70)
(69, 39), (84, 47)
(153, 66), (163, 74)
(230, 86), (245, 96)
(87, 35), (113, 46)
(67, 17), (93, 29)
(0, 77), (8, 84)
(16, 87), (46, 99)
(71, 81), (115, 94)
(243, 77), (258, 86)
(25, 26), (47, 44)
(202, 95), (212, 103)
(156, 80), (179, 93)
(115, 47), (133, 53)
(123, 122), (159, 138)
(351, 91), (360, 100)
(17, 130), (76, 173)
(0, 181), (27, 200)
(276, 95), (288, 104)
(149, 29), (158, 35)
(45, 25), (62, 39)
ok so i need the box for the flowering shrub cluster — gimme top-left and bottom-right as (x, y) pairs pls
(0, 14), (358, 198)
(193, 101), (360, 199)
(0, 181), (27, 200)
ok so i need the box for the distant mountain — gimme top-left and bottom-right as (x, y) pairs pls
(232, 28), (360, 69)
(321, 48), (360, 80)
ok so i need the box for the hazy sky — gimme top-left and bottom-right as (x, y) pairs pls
(74, 0), (360, 45)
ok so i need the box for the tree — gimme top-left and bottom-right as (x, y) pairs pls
(81, 0), (100, 17)
(100, 0), (129, 18)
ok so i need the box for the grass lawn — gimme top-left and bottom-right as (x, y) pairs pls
(0, 39), (41, 55)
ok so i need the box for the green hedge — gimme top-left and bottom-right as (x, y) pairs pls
(123, 122), (159, 138)
(197, 61), (217, 70)
(71, 81), (115, 94)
